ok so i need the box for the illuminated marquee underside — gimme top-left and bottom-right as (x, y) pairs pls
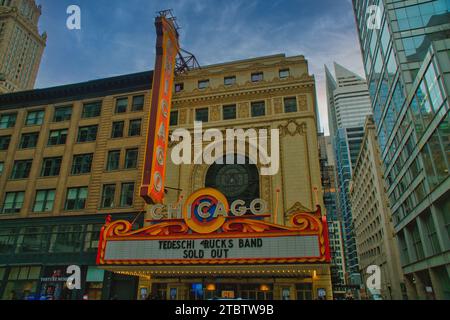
(96, 206), (331, 266)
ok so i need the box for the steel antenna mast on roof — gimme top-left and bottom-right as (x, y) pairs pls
(157, 9), (201, 75)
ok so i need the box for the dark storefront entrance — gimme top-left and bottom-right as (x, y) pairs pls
(190, 283), (274, 300)
(152, 282), (274, 300)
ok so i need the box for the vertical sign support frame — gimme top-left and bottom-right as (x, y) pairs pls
(140, 15), (180, 204)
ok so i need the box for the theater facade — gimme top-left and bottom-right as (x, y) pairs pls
(0, 50), (332, 299)
(97, 52), (333, 300)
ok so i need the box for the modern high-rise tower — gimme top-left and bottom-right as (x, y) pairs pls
(325, 63), (373, 286)
(319, 133), (347, 296)
(352, 0), (450, 299)
(0, 0), (46, 94)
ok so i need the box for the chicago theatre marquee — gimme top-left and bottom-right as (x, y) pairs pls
(97, 14), (332, 300)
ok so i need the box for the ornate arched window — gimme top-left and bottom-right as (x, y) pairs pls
(205, 155), (260, 207)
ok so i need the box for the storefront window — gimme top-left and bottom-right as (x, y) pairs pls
(85, 267), (104, 300)
(19, 227), (49, 253)
(282, 287), (291, 300)
(296, 283), (313, 300)
(2, 266), (41, 300)
(152, 283), (167, 300)
(84, 224), (102, 252)
(40, 267), (74, 300)
(0, 228), (17, 254)
(51, 225), (84, 253)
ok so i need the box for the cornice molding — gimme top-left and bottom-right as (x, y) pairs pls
(175, 58), (308, 80)
(0, 71), (153, 109)
(173, 76), (314, 106)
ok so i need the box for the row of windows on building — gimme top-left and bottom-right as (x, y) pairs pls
(0, 95), (145, 129)
(175, 69), (291, 92)
(0, 118), (142, 152)
(0, 148), (139, 182)
(1, 95), (300, 133)
(1, 181), (136, 215)
(388, 112), (449, 226)
(170, 97), (299, 126)
(397, 203), (449, 266)
(0, 224), (102, 256)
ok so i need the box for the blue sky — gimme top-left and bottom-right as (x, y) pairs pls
(35, 0), (365, 134)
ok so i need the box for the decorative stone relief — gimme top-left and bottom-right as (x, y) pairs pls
(179, 108), (188, 125)
(273, 97), (283, 114)
(284, 202), (313, 222)
(278, 119), (307, 137)
(191, 164), (209, 191)
(298, 94), (308, 112)
(260, 175), (272, 210)
(238, 102), (249, 118)
(210, 105), (221, 122)
(266, 99), (272, 116)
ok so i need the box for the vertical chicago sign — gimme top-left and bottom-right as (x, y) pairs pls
(140, 15), (179, 204)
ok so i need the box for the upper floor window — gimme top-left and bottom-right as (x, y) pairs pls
(65, 187), (88, 211)
(195, 108), (209, 122)
(279, 69), (290, 79)
(20, 132), (39, 149)
(41, 157), (62, 177)
(33, 189), (56, 213)
(2, 191), (24, 214)
(115, 98), (128, 114)
(224, 76), (236, 86)
(198, 80), (210, 90)
(251, 72), (263, 82)
(0, 135), (11, 150)
(71, 153), (93, 175)
(82, 101), (101, 118)
(128, 119), (142, 137)
(175, 83), (184, 93)
(170, 110), (179, 126)
(106, 150), (120, 171)
(251, 101), (266, 117)
(111, 121), (124, 138)
(120, 183), (135, 207)
(0, 113), (17, 129)
(223, 104), (237, 120)
(53, 105), (72, 122)
(78, 125), (98, 143)
(284, 97), (298, 113)
(26, 110), (44, 126)
(48, 129), (68, 146)
(101, 184), (116, 208)
(131, 95), (144, 111)
(0, 162), (3, 175)
(11, 160), (32, 179)
(125, 148), (138, 169)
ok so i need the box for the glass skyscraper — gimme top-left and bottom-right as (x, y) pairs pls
(325, 63), (373, 286)
(352, 0), (449, 299)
